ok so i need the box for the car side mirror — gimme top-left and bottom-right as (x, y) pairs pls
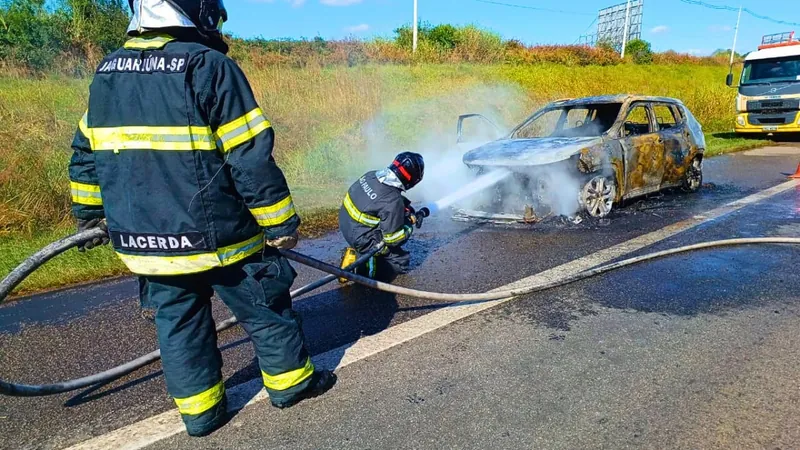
(726, 73), (734, 87)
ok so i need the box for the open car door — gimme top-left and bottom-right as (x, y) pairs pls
(456, 114), (503, 148)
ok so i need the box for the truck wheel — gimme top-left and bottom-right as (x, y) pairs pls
(580, 176), (615, 218)
(682, 157), (703, 193)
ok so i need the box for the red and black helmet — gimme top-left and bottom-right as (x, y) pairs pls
(389, 152), (425, 190)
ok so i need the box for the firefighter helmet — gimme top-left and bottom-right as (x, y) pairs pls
(389, 152), (425, 190)
(127, 0), (227, 35)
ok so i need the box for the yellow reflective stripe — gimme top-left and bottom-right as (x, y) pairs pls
(116, 234), (264, 276)
(250, 195), (296, 227)
(215, 108), (272, 153)
(343, 193), (380, 227)
(86, 126), (216, 152)
(70, 181), (103, 206)
(383, 228), (407, 244)
(116, 252), (221, 275)
(78, 111), (89, 138)
(217, 233), (264, 266)
(174, 380), (224, 416)
(124, 34), (175, 50)
(261, 357), (314, 391)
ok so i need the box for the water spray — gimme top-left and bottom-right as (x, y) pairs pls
(420, 168), (512, 216)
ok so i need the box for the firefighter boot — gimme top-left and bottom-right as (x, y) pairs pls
(271, 370), (337, 409)
(339, 247), (358, 284)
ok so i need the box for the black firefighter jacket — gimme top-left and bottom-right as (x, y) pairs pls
(339, 170), (413, 252)
(68, 33), (299, 276)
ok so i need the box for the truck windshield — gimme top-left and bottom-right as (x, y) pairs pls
(742, 55), (800, 85)
(512, 103), (623, 138)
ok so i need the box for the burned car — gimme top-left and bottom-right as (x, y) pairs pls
(457, 95), (706, 220)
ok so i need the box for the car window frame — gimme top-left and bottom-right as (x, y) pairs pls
(651, 102), (684, 132)
(652, 102), (681, 132)
(510, 102), (626, 140)
(621, 101), (656, 138)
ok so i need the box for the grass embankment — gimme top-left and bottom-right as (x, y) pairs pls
(0, 63), (772, 294)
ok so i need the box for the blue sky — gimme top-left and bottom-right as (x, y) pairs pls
(224, 0), (800, 55)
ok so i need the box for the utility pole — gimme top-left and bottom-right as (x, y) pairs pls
(413, 0), (418, 53)
(620, 0), (632, 58)
(729, 5), (742, 68)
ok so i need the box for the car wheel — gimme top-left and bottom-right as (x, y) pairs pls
(682, 157), (703, 193)
(581, 176), (616, 218)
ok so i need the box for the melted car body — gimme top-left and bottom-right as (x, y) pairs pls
(457, 95), (706, 220)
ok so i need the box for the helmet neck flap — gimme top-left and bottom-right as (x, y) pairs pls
(127, 0), (229, 54)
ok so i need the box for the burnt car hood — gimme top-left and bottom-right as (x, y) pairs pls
(462, 137), (601, 167)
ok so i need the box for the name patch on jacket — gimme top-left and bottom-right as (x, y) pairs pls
(111, 232), (207, 252)
(359, 177), (378, 200)
(96, 53), (188, 74)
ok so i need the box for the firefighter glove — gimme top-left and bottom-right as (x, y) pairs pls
(266, 232), (299, 251)
(404, 224), (414, 239)
(413, 212), (425, 229)
(76, 218), (109, 252)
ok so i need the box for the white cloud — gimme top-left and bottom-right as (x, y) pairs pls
(709, 24), (733, 32)
(321, 0), (363, 5)
(650, 25), (669, 34)
(250, 0), (306, 6)
(345, 24), (370, 33)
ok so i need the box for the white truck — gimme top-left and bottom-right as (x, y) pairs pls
(727, 32), (800, 135)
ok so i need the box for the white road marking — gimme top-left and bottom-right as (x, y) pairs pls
(66, 179), (800, 450)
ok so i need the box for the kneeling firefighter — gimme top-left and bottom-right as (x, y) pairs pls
(69, 0), (334, 436)
(339, 152), (429, 281)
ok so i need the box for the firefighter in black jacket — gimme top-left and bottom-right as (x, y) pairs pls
(69, 0), (334, 437)
(339, 152), (425, 281)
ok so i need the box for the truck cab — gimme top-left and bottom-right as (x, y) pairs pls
(731, 32), (800, 135)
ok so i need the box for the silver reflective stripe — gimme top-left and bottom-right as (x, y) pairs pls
(253, 202), (294, 224)
(218, 115), (268, 145)
(71, 189), (102, 199)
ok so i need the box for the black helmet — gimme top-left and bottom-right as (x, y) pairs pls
(389, 152), (425, 190)
(128, 0), (227, 34)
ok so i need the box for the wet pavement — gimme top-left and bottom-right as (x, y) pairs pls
(2, 146), (800, 449)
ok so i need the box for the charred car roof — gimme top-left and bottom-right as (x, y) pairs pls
(551, 95), (684, 106)
(462, 94), (702, 168)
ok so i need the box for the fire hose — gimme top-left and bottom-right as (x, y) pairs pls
(2, 225), (799, 397)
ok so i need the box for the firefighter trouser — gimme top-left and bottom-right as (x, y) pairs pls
(139, 250), (315, 435)
(353, 234), (410, 279)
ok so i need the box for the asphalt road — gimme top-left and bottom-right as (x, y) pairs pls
(2, 146), (800, 449)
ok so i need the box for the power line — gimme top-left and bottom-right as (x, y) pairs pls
(677, 0), (800, 28)
(574, 17), (598, 44)
(474, 0), (594, 16)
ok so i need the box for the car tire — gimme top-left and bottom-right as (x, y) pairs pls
(682, 156), (703, 193)
(580, 176), (616, 218)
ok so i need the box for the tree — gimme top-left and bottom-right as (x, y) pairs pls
(428, 24), (459, 49)
(625, 39), (653, 64)
(712, 48), (743, 59)
(394, 21), (431, 48)
(0, 0), (69, 71)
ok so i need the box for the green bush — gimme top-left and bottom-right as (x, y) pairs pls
(428, 24), (459, 49)
(0, 0), (126, 73)
(625, 39), (653, 64)
(0, 0), (69, 71)
(63, 0), (127, 54)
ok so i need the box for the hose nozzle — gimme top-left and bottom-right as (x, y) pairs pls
(410, 207), (431, 229)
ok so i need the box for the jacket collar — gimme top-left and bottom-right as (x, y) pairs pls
(124, 33), (176, 50)
(376, 168), (404, 190)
